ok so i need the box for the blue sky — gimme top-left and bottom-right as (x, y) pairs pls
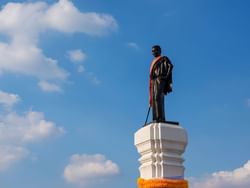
(0, 0), (250, 188)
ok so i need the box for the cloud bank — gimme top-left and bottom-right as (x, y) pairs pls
(127, 42), (140, 50)
(247, 98), (250, 107)
(0, 90), (20, 108)
(190, 161), (250, 188)
(0, 0), (117, 91)
(67, 49), (87, 73)
(0, 91), (64, 170)
(64, 154), (119, 187)
(0, 146), (29, 171)
(38, 80), (62, 92)
(68, 49), (87, 63)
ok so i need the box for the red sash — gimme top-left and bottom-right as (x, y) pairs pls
(149, 56), (162, 106)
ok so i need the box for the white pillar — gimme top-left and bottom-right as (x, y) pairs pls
(134, 122), (188, 180)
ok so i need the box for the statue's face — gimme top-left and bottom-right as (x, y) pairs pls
(152, 47), (161, 57)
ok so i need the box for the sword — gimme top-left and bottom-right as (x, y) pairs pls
(144, 106), (151, 126)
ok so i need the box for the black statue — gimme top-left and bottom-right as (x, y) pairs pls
(149, 45), (173, 122)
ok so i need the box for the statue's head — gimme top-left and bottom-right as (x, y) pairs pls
(152, 45), (161, 57)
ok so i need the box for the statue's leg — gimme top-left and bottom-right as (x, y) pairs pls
(153, 80), (165, 122)
(155, 93), (165, 122)
(152, 101), (157, 121)
(159, 92), (165, 121)
(152, 81), (157, 121)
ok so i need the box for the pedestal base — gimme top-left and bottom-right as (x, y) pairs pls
(138, 178), (188, 188)
(135, 122), (188, 179)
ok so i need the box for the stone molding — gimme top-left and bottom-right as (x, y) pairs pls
(134, 123), (188, 179)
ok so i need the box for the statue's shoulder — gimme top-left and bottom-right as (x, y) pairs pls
(162, 55), (170, 61)
(162, 56), (173, 66)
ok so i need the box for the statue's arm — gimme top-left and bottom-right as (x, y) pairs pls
(166, 60), (173, 78)
(161, 56), (173, 79)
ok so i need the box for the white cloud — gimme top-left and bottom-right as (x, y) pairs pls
(127, 42), (140, 50)
(38, 80), (62, 92)
(77, 65), (85, 73)
(66, 49), (99, 82)
(0, 146), (29, 171)
(0, 90), (20, 108)
(68, 49), (87, 63)
(87, 72), (101, 85)
(67, 49), (86, 73)
(44, 0), (118, 36)
(0, 91), (64, 170)
(190, 161), (250, 188)
(0, 111), (65, 145)
(0, 2), (68, 82)
(247, 99), (250, 107)
(64, 154), (119, 187)
(91, 76), (101, 85)
(0, 0), (117, 91)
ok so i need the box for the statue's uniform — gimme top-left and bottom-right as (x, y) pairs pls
(149, 56), (173, 122)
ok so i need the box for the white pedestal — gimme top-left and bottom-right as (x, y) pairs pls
(134, 122), (188, 180)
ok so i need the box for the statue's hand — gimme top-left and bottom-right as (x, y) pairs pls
(149, 97), (152, 107)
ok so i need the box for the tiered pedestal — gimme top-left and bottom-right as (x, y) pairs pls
(134, 122), (188, 188)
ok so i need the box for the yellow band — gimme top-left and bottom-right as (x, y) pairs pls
(137, 178), (188, 188)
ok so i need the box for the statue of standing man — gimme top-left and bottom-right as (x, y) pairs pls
(149, 45), (173, 122)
